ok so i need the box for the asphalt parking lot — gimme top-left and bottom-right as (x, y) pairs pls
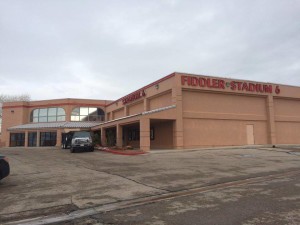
(0, 146), (300, 225)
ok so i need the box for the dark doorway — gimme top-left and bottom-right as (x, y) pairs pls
(105, 127), (116, 147)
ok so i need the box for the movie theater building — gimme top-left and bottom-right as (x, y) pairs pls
(1, 99), (110, 147)
(1, 72), (300, 150)
(92, 72), (300, 151)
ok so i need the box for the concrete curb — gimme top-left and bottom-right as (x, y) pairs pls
(98, 149), (147, 156)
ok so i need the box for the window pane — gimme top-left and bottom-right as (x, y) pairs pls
(80, 107), (89, 116)
(48, 116), (57, 122)
(28, 132), (37, 147)
(97, 108), (105, 116)
(40, 132), (56, 146)
(10, 133), (25, 147)
(57, 108), (65, 116)
(39, 108), (47, 116)
(72, 108), (80, 116)
(57, 116), (65, 121)
(80, 115), (89, 121)
(39, 117), (47, 122)
(48, 108), (57, 116)
(89, 116), (98, 121)
(33, 117), (39, 123)
(71, 115), (79, 121)
(89, 107), (97, 115)
(33, 109), (39, 117)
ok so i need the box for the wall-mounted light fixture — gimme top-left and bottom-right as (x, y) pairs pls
(155, 84), (159, 90)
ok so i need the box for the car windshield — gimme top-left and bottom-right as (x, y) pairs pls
(72, 131), (91, 138)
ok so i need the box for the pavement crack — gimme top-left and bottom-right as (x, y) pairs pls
(79, 165), (171, 193)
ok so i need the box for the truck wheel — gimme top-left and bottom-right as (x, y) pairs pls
(70, 147), (75, 153)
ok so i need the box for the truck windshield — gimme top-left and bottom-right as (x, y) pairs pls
(73, 131), (91, 138)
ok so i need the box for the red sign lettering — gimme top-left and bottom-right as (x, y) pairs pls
(122, 90), (146, 105)
(181, 75), (280, 95)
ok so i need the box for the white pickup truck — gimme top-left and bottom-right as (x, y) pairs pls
(70, 131), (94, 153)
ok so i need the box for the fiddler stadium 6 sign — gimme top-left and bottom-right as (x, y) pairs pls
(181, 75), (280, 95)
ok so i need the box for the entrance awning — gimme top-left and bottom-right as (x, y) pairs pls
(8, 121), (101, 131)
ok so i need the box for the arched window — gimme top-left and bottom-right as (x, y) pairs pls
(30, 108), (66, 122)
(71, 107), (104, 121)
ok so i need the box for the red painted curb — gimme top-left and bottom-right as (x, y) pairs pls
(101, 149), (147, 156)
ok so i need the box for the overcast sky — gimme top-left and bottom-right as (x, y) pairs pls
(0, 0), (299, 101)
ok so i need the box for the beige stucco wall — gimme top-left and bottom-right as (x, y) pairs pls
(150, 120), (173, 149)
(112, 108), (124, 120)
(183, 119), (268, 148)
(274, 98), (300, 144)
(181, 90), (269, 148)
(149, 91), (172, 111)
(183, 91), (267, 116)
(128, 101), (144, 115)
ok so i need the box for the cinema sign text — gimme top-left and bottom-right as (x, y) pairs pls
(181, 75), (280, 94)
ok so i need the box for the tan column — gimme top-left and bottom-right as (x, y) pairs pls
(172, 75), (184, 149)
(101, 127), (106, 146)
(140, 118), (150, 151)
(36, 131), (40, 147)
(24, 131), (28, 147)
(56, 129), (62, 147)
(267, 95), (276, 145)
(125, 106), (129, 116)
(144, 98), (149, 111)
(116, 124), (123, 148)
(65, 105), (72, 122)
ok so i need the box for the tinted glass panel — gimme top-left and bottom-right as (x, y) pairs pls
(57, 116), (66, 121)
(48, 116), (57, 122)
(10, 133), (25, 147)
(71, 107), (105, 121)
(89, 108), (97, 115)
(39, 108), (47, 116)
(30, 107), (66, 122)
(71, 115), (79, 121)
(40, 132), (57, 146)
(33, 109), (39, 117)
(80, 107), (89, 116)
(72, 107), (80, 116)
(48, 108), (57, 116)
(39, 117), (47, 122)
(28, 132), (37, 147)
(57, 108), (65, 116)
(80, 115), (89, 121)
(89, 116), (98, 121)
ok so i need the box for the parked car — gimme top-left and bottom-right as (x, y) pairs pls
(0, 155), (10, 180)
(70, 131), (94, 153)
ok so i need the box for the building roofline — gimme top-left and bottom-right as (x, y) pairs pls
(175, 72), (300, 89)
(7, 121), (101, 131)
(2, 98), (112, 109)
(106, 72), (176, 107)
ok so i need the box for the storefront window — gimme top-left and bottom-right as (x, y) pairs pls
(128, 129), (140, 141)
(40, 132), (56, 146)
(71, 107), (104, 121)
(10, 133), (25, 147)
(30, 108), (66, 123)
(28, 132), (37, 147)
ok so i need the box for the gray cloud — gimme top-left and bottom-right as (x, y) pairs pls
(0, 0), (300, 100)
